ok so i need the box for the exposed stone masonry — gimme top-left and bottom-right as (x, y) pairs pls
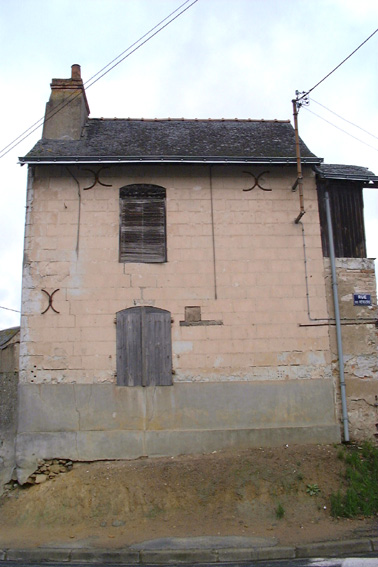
(25, 459), (73, 485)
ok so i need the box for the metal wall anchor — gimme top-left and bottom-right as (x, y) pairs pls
(242, 171), (271, 192)
(82, 167), (112, 190)
(41, 289), (60, 314)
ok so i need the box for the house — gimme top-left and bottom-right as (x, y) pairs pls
(15, 65), (377, 483)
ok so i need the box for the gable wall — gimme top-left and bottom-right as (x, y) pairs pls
(16, 163), (341, 481)
(20, 163), (331, 385)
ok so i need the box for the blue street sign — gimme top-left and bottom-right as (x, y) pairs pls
(353, 293), (372, 306)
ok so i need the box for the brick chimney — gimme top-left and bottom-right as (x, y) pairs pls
(42, 64), (90, 140)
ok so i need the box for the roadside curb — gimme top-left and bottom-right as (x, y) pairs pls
(1, 537), (377, 563)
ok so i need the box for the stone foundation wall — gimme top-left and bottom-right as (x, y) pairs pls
(324, 258), (378, 440)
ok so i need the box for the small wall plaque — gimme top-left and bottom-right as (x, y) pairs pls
(353, 293), (371, 306)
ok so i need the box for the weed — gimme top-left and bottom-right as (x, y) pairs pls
(337, 448), (345, 461)
(275, 503), (285, 519)
(296, 472), (304, 481)
(146, 505), (163, 519)
(330, 442), (378, 518)
(306, 483), (320, 496)
(198, 482), (216, 504)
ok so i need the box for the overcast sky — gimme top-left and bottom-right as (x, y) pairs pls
(0, 0), (377, 329)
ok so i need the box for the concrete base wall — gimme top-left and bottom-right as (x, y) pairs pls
(16, 380), (340, 483)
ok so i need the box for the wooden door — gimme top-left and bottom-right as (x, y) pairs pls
(116, 306), (172, 386)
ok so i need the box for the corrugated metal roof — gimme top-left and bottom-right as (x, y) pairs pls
(20, 118), (321, 165)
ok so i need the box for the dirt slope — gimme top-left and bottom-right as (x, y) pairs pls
(1, 444), (377, 549)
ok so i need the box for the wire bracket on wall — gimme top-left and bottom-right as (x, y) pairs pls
(82, 166), (112, 190)
(242, 171), (271, 192)
(41, 289), (60, 314)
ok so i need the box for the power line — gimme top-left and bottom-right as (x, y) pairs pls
(302, 106), (378, 153)
(0, 305), (21, 313)
(83, 0), (196, 88)
(297, 28), (378, 101)
(0, 0), (198, 158)
(85, 0), (198, 90)
(0, 0), (197, 157)
(310, 98), (378, 141)
(0, 0), (199, 160)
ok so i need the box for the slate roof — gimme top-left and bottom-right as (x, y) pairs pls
(316, 164), (378, 184)
(20, 118), (321, 165)
(0, 327), (20, 349)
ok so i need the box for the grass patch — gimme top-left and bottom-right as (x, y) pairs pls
(275, 503), (285, 519)
(330, 442), (378, 518)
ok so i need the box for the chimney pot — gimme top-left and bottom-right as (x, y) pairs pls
(71, 64), (81, 80)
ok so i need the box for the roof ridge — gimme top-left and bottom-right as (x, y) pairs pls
(88, 117), (291, 124)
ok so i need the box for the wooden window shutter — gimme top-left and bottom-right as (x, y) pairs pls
(116, 307), (143, 386)
(119, 185), (167, 263)
(116, 306), (172, 387)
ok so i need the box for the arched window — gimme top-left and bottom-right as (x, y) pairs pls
(119, 184), (167, 263)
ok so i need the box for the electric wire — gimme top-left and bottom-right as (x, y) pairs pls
(83, 0), (194, 88)
(0, 0), (199, 160)
(0, 306), (21, 313)
(84, 0), (198, 90)
(302, 106), (378, 153)
(0, 0), (195, 156)
(297, 28), (378, 102)
(311, 98), (378, 141)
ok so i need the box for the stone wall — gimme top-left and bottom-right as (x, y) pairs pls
(20, 163), (331, 385)
(0, 328), (20, 490)
(324, 258), (378, 440)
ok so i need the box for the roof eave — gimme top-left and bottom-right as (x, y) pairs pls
(19, 155), (322, 166)
(315, 169), (378, 186)
(321, 174), (378, 185)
